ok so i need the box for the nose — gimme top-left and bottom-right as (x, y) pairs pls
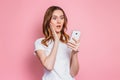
(57, 18), (61, 24)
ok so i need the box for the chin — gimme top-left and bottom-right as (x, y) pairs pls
(55, 29), (62, 32)
(55, 30), (62, 33)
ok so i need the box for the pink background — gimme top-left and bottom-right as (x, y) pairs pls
(0, 0), (120, 80)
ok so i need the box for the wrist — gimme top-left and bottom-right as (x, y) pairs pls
(54, 40), (59, 46)
(72, 50), (79, 54)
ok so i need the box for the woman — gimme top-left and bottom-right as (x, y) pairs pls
(34, 6), (80, 80)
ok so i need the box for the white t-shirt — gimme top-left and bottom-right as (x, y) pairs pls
(34, 38), (75, 80)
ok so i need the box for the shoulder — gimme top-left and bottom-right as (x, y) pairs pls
(34, 37), (46, 52)
(34, 37), (46, 47)
(35, 37), (44, 44)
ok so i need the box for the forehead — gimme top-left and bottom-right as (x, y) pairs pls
(52, 10), (64, 16)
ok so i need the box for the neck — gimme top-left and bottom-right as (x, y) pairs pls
(56, 32), (61, 39)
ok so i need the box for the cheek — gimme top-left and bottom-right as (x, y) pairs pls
(62, 20), (65, 24)
(51, 20), (57, 24)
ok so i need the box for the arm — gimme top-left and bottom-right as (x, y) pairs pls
(35, 23), (59, 71)
(35, 40), (59, 71)
(67, 38), (80, 77)
(70, 51), (80, 77)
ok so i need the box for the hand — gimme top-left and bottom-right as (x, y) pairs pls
(50, 23), (59, 42)
(67, 38), (80, 53)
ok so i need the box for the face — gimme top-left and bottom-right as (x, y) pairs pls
(50, 10), (65, 33)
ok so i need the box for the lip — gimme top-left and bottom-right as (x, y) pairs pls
(56, 25), (61, 27)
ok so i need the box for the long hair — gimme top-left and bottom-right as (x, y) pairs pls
(41, 6), (69, 46)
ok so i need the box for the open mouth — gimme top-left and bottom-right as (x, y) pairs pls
(56, 25), (61, 28)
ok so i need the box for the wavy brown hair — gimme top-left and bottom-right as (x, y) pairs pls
(41, 6), (69, 46)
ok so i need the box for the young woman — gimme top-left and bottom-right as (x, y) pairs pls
(34, 6), (80, 80)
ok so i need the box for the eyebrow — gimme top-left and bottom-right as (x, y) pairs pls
(52, 15), (64, 17)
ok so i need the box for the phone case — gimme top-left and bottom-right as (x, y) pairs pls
(70, 31), (81, 42)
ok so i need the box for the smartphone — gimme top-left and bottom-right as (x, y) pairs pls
(70, 31), (81, 42)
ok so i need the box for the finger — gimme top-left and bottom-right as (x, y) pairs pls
(67, 44), (76, 49)
(67, 41), (76, 46)
(50, 23), (54, 32)
(72, 38), (77, 43)
(50, 23), (56, 35)
(68, 40), (80, 46)
(67, 42), (76, 48)
(72, 38), (80, 43)
(67, 42), (80, 49)
(67, 45), (78, 51)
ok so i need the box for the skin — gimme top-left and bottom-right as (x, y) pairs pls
(36, 10), (80, 77)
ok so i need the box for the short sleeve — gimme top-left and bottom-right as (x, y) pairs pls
(34, 38), (45, 52)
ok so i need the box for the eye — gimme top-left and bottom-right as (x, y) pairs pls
(60, 16), (64, 20)
(52, 17), (57, 20)
(52, 15), (57, 20)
